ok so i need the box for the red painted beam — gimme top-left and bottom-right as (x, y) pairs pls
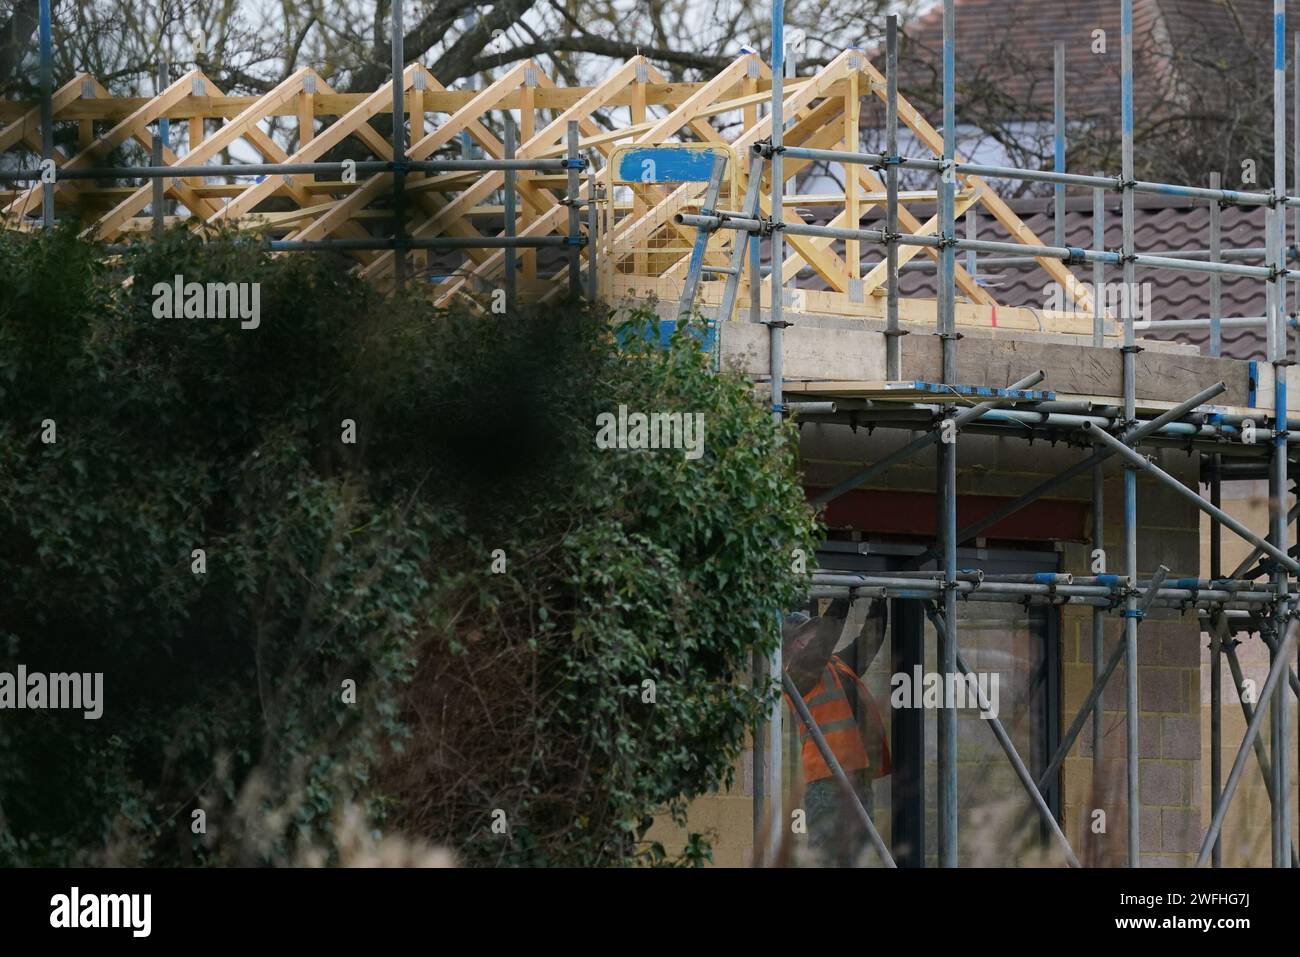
(808, 487), (1089, 543)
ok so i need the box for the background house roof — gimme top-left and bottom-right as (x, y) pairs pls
(896, 0), (1284, 121)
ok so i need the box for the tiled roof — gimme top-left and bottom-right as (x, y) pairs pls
(807, 193), (1277, 360)
(828, 0), (1291, 361)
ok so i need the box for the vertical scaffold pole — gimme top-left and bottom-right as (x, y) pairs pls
(750, 66), (766, 856)
(1211, 172), (1222, 356)
(937, 0), (959, 869)
(885, 15), (901, 379)
(1053, 42), (1065, 249)
(1120, 0), (1141, 868)
(752, 156), (768, 852)
(587, 151), (598, 303)
(1294, 30), (1300, 359)
(1210, 459), (1223, 868)
(939, 0), (957, 383)
(566, 122), (581, 298)
(1270, 0), (1291, 869)
(504, 118), (517, 312)
(39, 0), (53, 229)
(152, 62), (166, 240)
(391, 0), (407, 291)
(1091, 177), (1105, 862)
(965, 210), (976, 280)
(760, 0), (788, 866)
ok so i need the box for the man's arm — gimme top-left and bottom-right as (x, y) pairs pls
(785, 599), (849, 696)
(852, 599), (888, 677)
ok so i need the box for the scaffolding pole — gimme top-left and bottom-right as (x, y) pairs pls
(1270, 0), (1293, 869)
(936, 0), (959, 869)
(391, 0), (407, 291)
(1120, 0), (1140, 867)
(1210, 459), (1224, 867)
(38, 0), (52, 229)
(756, 0), (788, 867)
(885, 15), (902, 379)
(503, 118), (517, 311)
(1089, 163), (1108, 864)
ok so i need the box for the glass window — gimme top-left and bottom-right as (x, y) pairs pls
(784, 543), (1060, 867)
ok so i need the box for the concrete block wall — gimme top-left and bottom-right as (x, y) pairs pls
(1057, 507), (1204, 868)
(1196, 482), (1300, 866)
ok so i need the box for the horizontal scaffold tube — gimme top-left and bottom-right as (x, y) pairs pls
(808, 585), (1268, 611)
(808, 574), (1278, 606)
(0, 157), (577, 182)
(270, 236), (580, 252)
(903, 247), (1285, 269)
(776, 145), (1282, 208)
(796, 403), (1295, 445)
(677, 212), (1298, 282)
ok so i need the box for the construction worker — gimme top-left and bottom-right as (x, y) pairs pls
(783, 598), (891, 865)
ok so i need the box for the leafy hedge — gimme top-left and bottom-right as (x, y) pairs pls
(0, 227), (818, 866)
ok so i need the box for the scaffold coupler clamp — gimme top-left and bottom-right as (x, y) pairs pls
(390, 158), (412, 175)
(871, 153), (903, 174)
(559, 156), (588, 170)
(1063, 246), (1088, 266)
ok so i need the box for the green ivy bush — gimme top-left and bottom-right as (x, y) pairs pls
(0, 227), (818, 866)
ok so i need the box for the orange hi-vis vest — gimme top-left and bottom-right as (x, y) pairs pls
(791, 656), (892, 784)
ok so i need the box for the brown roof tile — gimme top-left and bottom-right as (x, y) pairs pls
(798, 193), (1280, 360)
